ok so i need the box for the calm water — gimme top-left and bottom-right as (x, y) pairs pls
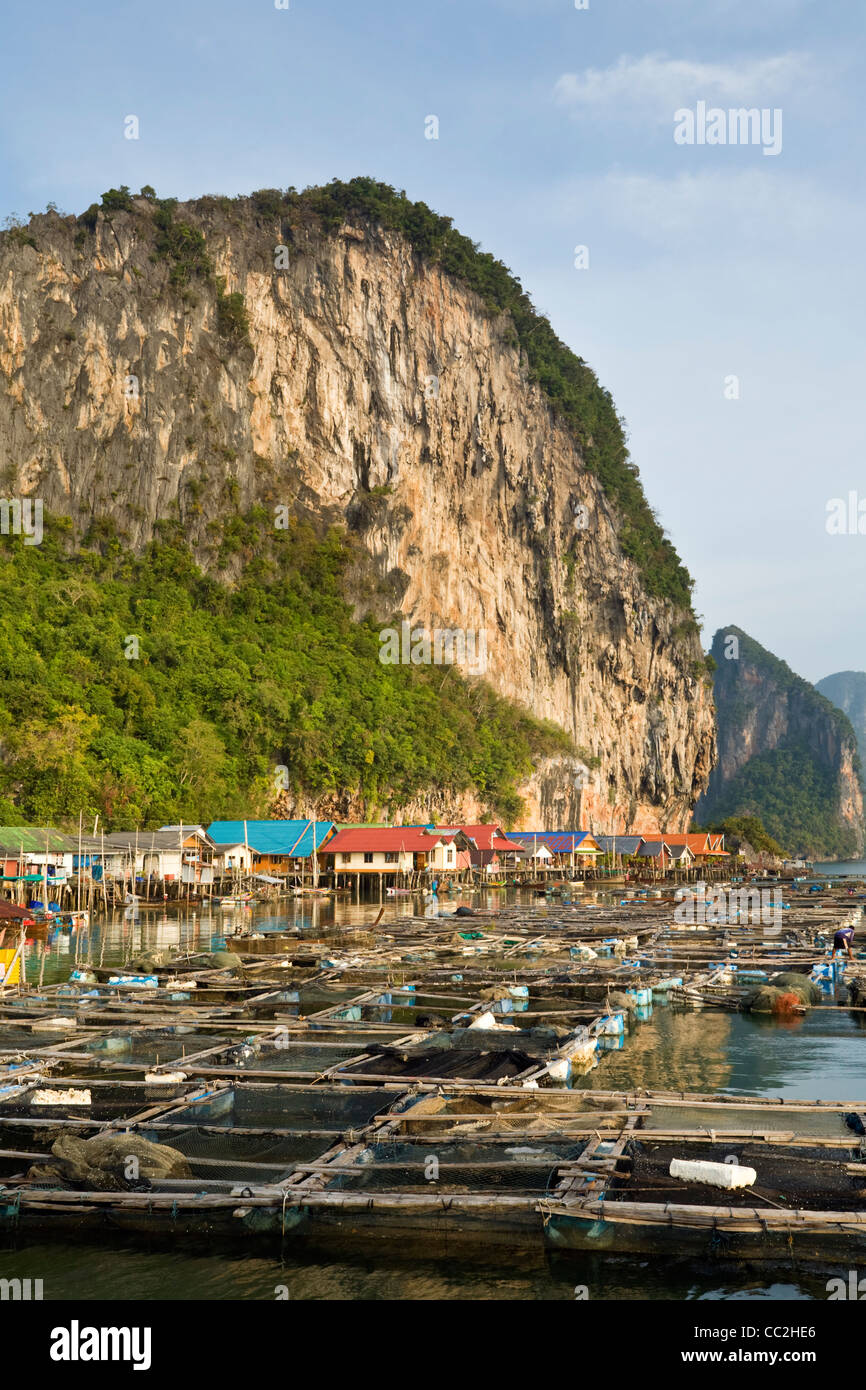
(3, 889), (863, 1300)
(813, 857), (866, 876)
(19, 894), (431, 988)
(0, 1239), (827, 1301)
(579, 1007), (866, 1103)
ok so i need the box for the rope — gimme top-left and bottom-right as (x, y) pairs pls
(708, 1221), (731, 1255)
(536, 1195), (569, 1227)
(0, 1187), (21, 1227)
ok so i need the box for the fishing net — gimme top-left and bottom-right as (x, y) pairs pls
(24, 1132), (193, 1190)
(642, 1104), (853, 1139)
(84, 1029), (228, 1066)
(620, 1139), (863, 1211)
(341, 1046), (538, 1082)
(770, 972), (823, 1005)
(169, 1084), (393, 1132)
(314, 1137), (583, 1195)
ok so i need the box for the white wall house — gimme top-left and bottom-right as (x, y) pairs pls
(332, 842), (459, 872)
(334, 849), (415, 873)
(519, 843), (554, 863)
(102, 829), (214, 884)
(429, 840), (460, 871)
(326, 828), (468, 875)
(211, 842), (254, 873)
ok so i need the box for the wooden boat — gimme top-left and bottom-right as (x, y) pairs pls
(34, 909), (89, 933)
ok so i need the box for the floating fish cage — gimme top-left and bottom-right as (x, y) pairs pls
(1, 898), (865, 1263)
(3, 1068), (864, 1261)
(545, 1098), (866, 1263)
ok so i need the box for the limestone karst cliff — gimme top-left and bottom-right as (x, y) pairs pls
(816, 671), (866, 773)
(0, 181), (716, 831)
(698, 627), (865, 858)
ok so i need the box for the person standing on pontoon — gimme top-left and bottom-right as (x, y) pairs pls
(833, 924), (856, 959)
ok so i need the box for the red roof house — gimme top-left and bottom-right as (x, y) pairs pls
(324, 827), (468, 874)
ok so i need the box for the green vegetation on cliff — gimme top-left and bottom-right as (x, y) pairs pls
(0, 516), (571, 830)
(695, 814), (785, 857)
(699, 627), (865, 860)
(816, 670), (866, 771)
(701, 744), (860, 860)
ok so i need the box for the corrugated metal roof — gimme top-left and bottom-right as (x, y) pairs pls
(663, 832), (728, 855)
(0, 827), (78, 853)
(595, 835), (644, 855)
(207, 820), (336, 856)
(543, 834), (600, 854)
(159, 825), (211, 836)
(325, 827), (446, 853)
(436, 825), (514, 851)
(505, 831), (600, 853)
(0, 899), (34, 920)
(103, 832), (186, 851)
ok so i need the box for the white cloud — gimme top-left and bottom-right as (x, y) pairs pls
(550, 167), (862, 254)
(599, 168), (828, 242)
(554, 52), (814, 121)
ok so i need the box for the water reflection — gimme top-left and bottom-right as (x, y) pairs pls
(580, 1007), (866, 1102)
(579, 1011), (735, 1093)
(0, 1238), (832, 1301)
(21, 886), (599, 986)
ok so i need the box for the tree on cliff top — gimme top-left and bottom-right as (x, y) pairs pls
(695, 814), (785, 857)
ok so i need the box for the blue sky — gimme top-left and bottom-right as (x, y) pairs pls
(2, 0), (863, 682)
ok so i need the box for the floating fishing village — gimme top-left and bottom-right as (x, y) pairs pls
(2, 817), (866, 1277)
(3, 0), (864, 1335)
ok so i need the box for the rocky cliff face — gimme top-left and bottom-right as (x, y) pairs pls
(0, 192), (715, 831)
(698, 627), (864, 858)
(816, 671), (866, 773)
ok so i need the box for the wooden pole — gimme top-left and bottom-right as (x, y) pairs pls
(101, 828), (108, 914)
(1, 924), (26, 994)
(77, 811), (82, 914)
